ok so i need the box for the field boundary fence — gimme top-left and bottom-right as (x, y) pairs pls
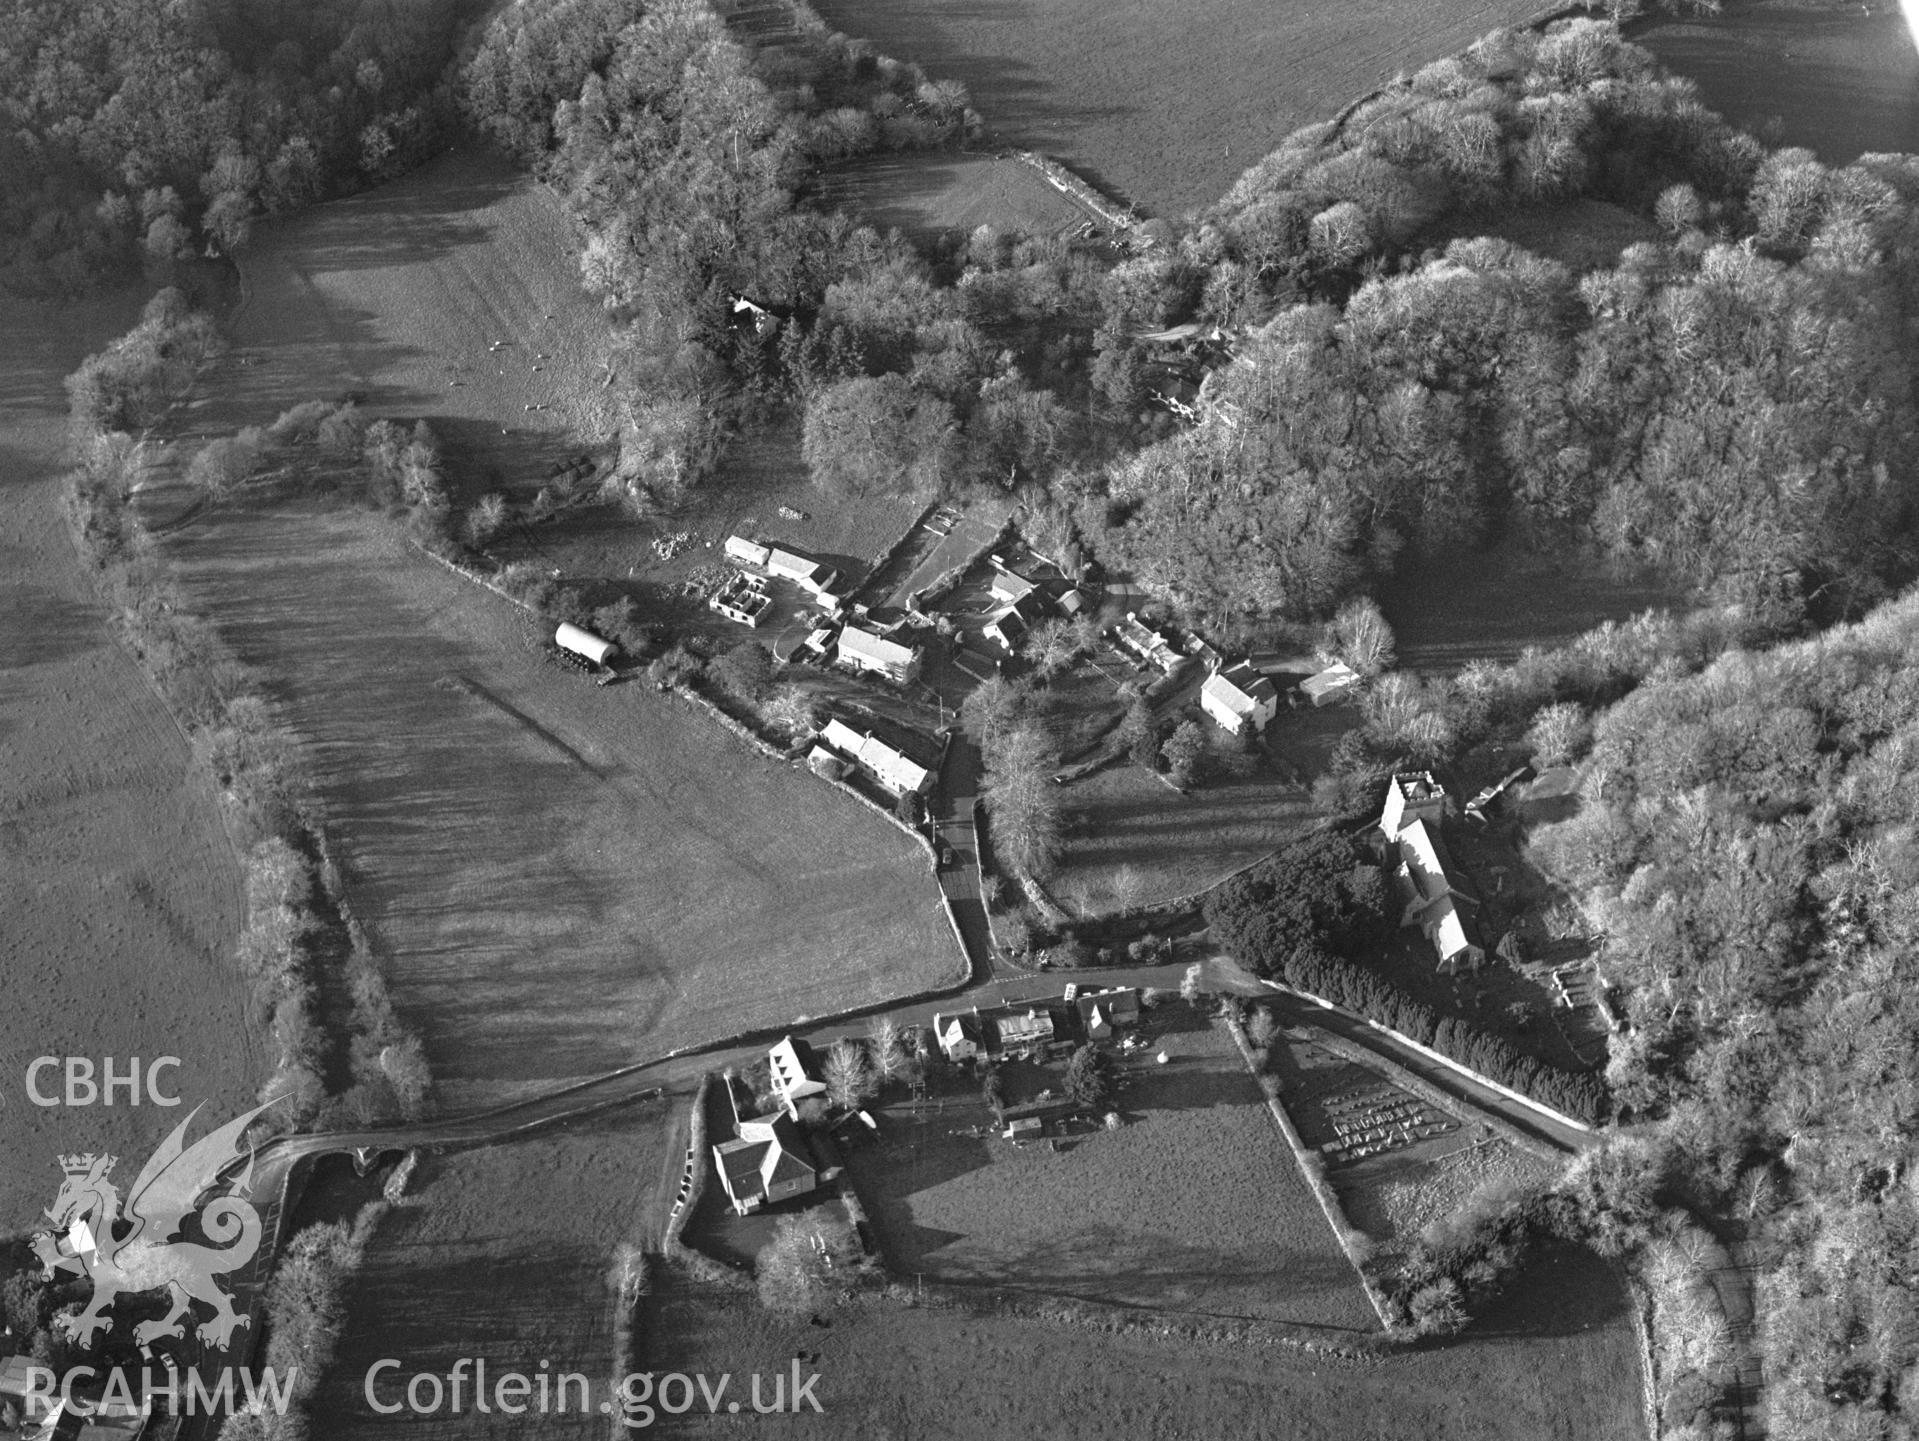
(1224, 1014), (1393, 1329)
(1012, 151), (1149, 238)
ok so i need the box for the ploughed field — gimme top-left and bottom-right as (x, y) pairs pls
(168, 151), (962, 1111)
(0, 292), (255, 1225)
(807, 0), (1556, 216)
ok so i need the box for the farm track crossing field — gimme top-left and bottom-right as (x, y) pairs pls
(168, 500), (961, 1110)
(0, 293), (255, 1225)
(807, 0), (1557, 216)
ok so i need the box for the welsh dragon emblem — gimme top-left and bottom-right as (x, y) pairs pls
(32, 1100), (278, 1351)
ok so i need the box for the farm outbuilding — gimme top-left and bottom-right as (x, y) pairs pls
(726, 534), (771, 568)
(554, 623), (617, 666)
(767, 546), (841, 601)
(1300, 661), (1361, 706)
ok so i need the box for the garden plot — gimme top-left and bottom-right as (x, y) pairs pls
(844, 1005), (1379, 1333)
(1050, 701), (1351, 914)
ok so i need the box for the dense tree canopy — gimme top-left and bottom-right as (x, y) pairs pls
(1, 0), (479, 291)
(1528, 591), (1919, 1436)
(1077, 179), (1919, 637)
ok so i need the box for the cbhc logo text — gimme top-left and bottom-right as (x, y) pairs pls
(27, 1057), (182, 1107)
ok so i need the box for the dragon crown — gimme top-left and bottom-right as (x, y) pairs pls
(58, 1154), (114, 1177)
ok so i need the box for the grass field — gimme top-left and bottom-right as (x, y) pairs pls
(307, 1100), (684, 1438)
(167, 500), (962, 1111)
(154, 148), (965, 1112)
(1637, 0), (1919, 164)
(0, 291), (257, 1226)
(202, 144), (620, 495)
(645, 1244), (1646, 1440)
(1376, 544), (1689, 674)
(807, 0), (1556, 216)
(845, 1006), (1379, 1333)
(1051, 702), (1352, 913)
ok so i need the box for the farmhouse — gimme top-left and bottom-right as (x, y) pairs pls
(985, 593), (1048, 654)
(712, 1111), (819, 1214)
(709, 570), (772, 627)
(767, 546), (842, 602)
(820, 718), (934, 796)
(989, 565), (1039, 605)
(1300, 660), (1361, 707)
(725, 534), (771, 568)
(768, 1035), (828, 1114)
(1200, 662), (1279, 735)
(1114, 613), (1185, 675)
(837, 624), (922, 683)
(1380, 773), (1483, 972)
